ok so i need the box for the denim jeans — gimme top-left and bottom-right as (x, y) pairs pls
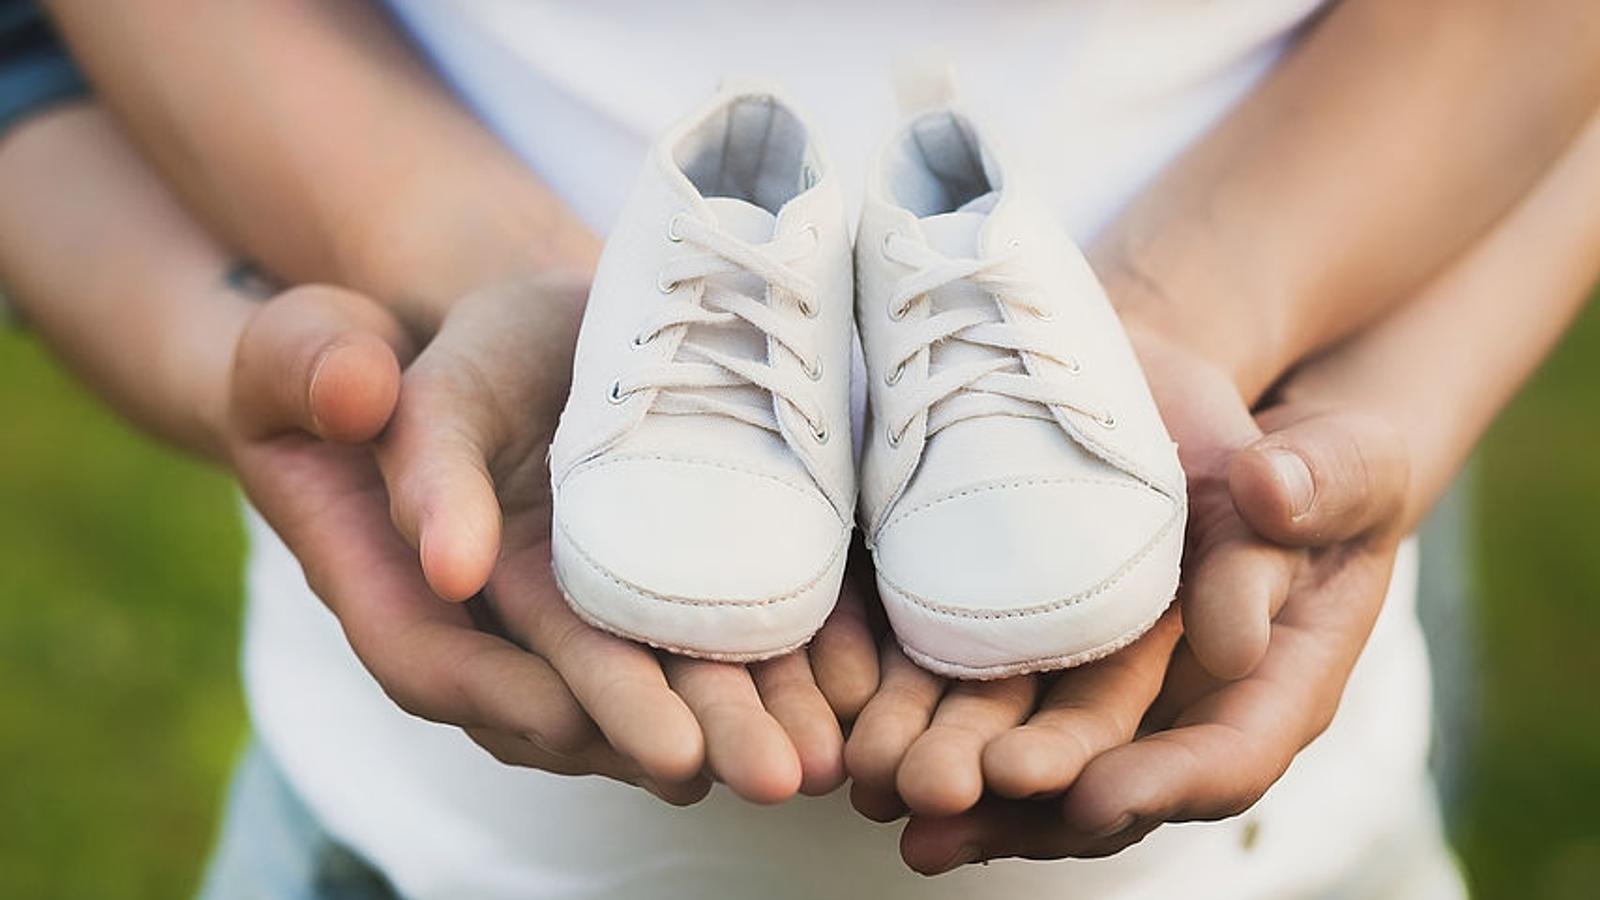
(196, 743), (397, 900)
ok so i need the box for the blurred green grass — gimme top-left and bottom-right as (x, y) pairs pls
(0, 298), (1597, 898)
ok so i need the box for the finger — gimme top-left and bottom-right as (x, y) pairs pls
(898, 798), (1142, 874)
(982, 612), (1181, 799)
(1141, 639), (1226, 731)
(752, 650), (846, 796)
(1230, 410), (1410, 547)
(896, 675), (1040, 817)
(232, 284), (409, 442)
(849, 782), (908, 824)
(1063, 549), (1393, 836)
(496, 557), (706, 786)
(246, 447), (595, 755)
(808, 560), (881, 722)
(663, 656), (803, 805)
(843, 641), (944, 801)
(357, 619), (602, 753)
(466, 729), (713, 807)
(1179, 513), (1299, 680)
(377, 367), (503, 602)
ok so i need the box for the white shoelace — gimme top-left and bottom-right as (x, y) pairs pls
(879, 231), (1113, 445)
(614, 214), (829, 440)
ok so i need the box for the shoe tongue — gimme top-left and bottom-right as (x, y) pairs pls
(705, 195), (778, 242)
(914, 191), (1018, 382)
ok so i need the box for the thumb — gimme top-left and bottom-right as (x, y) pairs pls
(1229, 409), (1410, 546)
(231, 284), (410, 443)
(376, 344), (505, 605)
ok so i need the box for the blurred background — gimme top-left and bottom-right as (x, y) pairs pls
(1, 296), (1598, 897)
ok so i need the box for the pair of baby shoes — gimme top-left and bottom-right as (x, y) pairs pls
(548, 82), (1185, 680)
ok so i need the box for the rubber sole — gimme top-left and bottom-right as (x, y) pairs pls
(892, 592), (1175, 680)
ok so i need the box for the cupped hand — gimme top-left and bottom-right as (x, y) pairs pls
(367, 274), (881, 803)
(880, 329), (1412, 873)
(222, 285), (694, 800)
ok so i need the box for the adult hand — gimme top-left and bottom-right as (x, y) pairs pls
(876, 329), (1412, 873)
(225, 282), (879, 804)
(364, 275), (880, 803)
(222, 284), (720, 802)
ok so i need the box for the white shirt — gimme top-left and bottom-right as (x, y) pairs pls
(241, 3), (1445, 897)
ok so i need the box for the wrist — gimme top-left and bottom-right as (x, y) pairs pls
(1092, 224), (1290, 403)
(340, 172), (601, 335)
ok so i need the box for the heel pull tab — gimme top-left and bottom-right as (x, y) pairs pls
(892, 50), (958, 116)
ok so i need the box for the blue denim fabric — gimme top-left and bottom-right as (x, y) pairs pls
(0, 0), (87, 138)
(196, 743), (398, 900)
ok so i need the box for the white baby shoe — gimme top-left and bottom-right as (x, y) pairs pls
(549, 87), (855, 661)
(855, 103), (1186, 679)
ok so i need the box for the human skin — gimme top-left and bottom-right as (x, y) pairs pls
(36, 0), (1600, 819)
(0, 103), (879, 804)
(843, 0), (1600, 837)
(44, 0), (1600, 681)
(35, 0), (888, 803)
(854, 102), (1600, 872)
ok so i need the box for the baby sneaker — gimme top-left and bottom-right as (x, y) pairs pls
(549, 86), (855, 662)
(855, 100), (1187, 679)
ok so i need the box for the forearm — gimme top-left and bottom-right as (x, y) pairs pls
(1283, 106), (1600, 531)
(44, 0), (598, 330)
(0, 105), (249, 459)
(1099, 0), (1600, 399)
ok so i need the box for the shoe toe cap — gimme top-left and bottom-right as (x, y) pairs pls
(874, 476), (1182, 677)
(553, 455), (848, 658)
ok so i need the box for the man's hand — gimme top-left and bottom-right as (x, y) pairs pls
(842, 323), (1412, 871)
(879, 332), (1411, 873)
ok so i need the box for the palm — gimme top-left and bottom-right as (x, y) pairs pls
(847, 325), (1407, 872)
(380, 279), (878, 803)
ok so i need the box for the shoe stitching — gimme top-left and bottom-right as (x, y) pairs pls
(553, 510), (851, 609)
(877, 474), (1167, 536)
(896, 597), (1172, 680)
(560, 452), (837, 506)
(873, 498), (1185, 619)
(554, 571), (817, 663)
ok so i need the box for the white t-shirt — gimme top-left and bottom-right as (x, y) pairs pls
(242, 3), (1445, 897)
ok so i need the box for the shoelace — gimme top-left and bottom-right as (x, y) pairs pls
(879, 231), (1114, 446)
(612, 214), (830, 440)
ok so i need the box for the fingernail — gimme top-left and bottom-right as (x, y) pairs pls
(1265, 449), (1314, 519)
(1093, 813), (1136, 838)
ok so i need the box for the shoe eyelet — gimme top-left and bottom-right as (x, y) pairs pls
(811, 422), (830, 444)
(1031, 305), (1055, 321)
(887, 300), (909, 322)
(1064, 356), (1082, 375)
(1096, 413), (1118, 430)
(607, 380), (631, 404)
(880, 230), (900, 260)
(886, 426), (904, 448)
(802, 222), (820, 243)
(666, 213), (687, 243)
(884, 361), (905, 386)
(657, 272), (680, 294)
(631, 332), (652, 349)
(805, 358), (824, 381)
(799, 298), (820, 319)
